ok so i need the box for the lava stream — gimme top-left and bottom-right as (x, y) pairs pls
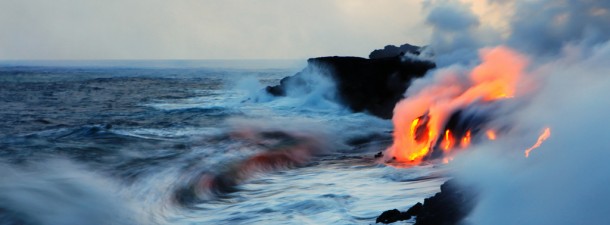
(388, 46), (529, 163)
(525, 128), (551, 158)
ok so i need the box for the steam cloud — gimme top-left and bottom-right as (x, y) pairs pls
(454, 41), (610, 225)
(397, 0), (610, 224)
(422, 0), (610, 65)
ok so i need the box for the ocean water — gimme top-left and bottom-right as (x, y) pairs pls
(0, 60), (445, 225)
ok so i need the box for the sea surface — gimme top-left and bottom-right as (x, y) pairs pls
(0, 60), (445, 225)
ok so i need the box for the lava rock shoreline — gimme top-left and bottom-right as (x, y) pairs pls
(265, 44), (435, 119)
(265, 44), (476, 224)
(376, 179), (477, 225)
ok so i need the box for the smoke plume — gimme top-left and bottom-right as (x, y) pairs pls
(453, 41), (610, 225)
(390, 0), (610, 224)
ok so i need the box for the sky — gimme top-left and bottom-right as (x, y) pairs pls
(0, 0), (430, 60)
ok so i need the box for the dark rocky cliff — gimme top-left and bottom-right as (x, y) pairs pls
(265, 45), (435, 119)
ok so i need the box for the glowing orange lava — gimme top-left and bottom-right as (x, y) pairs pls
(486, 130), (497, 140)
(461, 130), (471, 148)
(410, 118), (420, 138)
(388, 46), (529, 163)
(525, 128), (551, 158)
(442, 130), (454, 151)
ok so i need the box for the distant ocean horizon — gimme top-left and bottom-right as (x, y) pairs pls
(0, 59), (308, 70)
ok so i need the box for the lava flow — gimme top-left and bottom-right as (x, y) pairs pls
(387, 46), (530, 164)
(525, 128), (551, 158)
(486, 130), (497, 140)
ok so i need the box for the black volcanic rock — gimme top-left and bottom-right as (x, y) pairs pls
(376, 209), (410, 224)
(405, 202), (423, 216)
(376, 179), (477, 225)
(265, 53), (435, 119)
(376, 202), (423, 224)
(415, 179), (477, 225)
(369, 43), (421, 59)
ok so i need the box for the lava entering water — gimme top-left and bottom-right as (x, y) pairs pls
(388, 46), (533, 163)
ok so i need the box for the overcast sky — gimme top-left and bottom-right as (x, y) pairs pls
(0, 0), (431, 60)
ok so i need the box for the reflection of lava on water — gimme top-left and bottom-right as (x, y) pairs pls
(386, 46), (551, 164)
(174, 130), (328, 205)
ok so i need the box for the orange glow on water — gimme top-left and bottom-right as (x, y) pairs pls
(442, 157), (454, 164)
(525, 128), (551, 158)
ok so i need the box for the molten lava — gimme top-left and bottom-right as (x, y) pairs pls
(442, 130), (454, 151)
(525, 128), (551, 158)
(461, 130), (471, 148)
(486, 130), (497, 140)
(388, 46), (529, 163)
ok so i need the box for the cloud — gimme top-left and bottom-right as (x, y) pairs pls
(421, 0), (503, 66)
(426, 2), (479, 32)
(0, 0), (430, 60)
(506, 0), (610, 56)
(422, 0), (610, 61)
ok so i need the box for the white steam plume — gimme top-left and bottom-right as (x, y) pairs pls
(453, 40), (610, 225)
(392, 0), (610, 224)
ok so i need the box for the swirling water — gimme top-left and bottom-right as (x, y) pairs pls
(0, 60), (445, 225)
